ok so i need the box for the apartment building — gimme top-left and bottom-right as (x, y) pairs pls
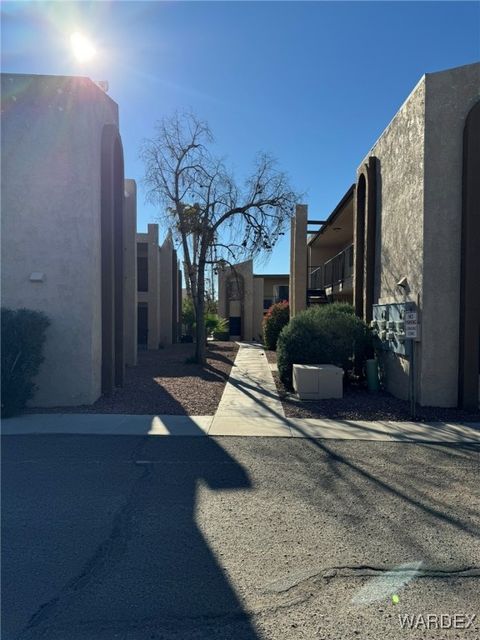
(218, 260), (289, 341)
(136, 224), (182, 349)
(307, 186), (354, 307)
(1, 73), (137, 406)
(289, 62), (480, 409)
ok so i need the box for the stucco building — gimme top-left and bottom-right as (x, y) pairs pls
(1, 73), (139, 406)
(136, 224), (182, 349)
(290, 62), (480, 409)
(218, 260), (289, 341)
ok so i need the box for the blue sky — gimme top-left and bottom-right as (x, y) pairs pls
(2, 1), (479, 274)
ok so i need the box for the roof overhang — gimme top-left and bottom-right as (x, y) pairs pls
(308, 185), (355, 249)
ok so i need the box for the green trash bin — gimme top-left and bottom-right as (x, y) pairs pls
(366, 358), (380, 393)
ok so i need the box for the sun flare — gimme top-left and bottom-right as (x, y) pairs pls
(70, 32), (96, 63)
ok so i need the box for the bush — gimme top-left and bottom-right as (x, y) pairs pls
(182, 297), (195, 336)
(277, 304), (371, 389)
(205, 314), (228, 338)
(320, 301), (355, 316)
(1, 308), (50, 417)
(263, 301), (290, 350)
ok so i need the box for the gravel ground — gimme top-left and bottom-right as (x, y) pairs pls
(29, 342), (238, 416)
(265, 350), (480, 423)
(264, 349), (278, 365)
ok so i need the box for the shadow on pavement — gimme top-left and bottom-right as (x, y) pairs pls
(2, 422), (260, 640)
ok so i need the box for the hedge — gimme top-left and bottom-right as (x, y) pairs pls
(1, 308), (50, 417)
(263, 300), (289, 350)
(277, 304), (371, 389)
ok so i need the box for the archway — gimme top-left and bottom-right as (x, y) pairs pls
(101, 124), (125, 394)
(226, 273), (244, 339)
(353, 157), (377, 322)
(364, 157), (377, 322)
(354, 173), (366, 318)
(458, 100), (480, 410)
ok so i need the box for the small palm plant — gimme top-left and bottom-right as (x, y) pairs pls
(205, 314), (228, 339)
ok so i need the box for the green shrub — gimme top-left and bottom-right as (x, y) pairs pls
(277, 305), (371, 389)
(182, 297), (195, 336)
(205, 314), (228, 338)
(319, 301), (355, 316)
(263, 301), (290, 350)
(1, 308), (50, 417)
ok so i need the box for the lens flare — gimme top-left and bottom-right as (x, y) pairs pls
(70, 32), (96, 63)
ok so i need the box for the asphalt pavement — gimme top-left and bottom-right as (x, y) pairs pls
(2, 434), (479, 639)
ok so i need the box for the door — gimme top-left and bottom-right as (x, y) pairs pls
(229, 316), (241, 337)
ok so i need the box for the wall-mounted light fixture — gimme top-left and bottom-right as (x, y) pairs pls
(29, 272), (45, 282)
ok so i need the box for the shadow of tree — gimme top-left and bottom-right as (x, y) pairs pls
(217, 371), (480, 560)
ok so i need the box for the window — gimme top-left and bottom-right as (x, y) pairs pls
(277, 285), (289, 301)
(273, 285), (289, 302)
(137, 256), (148, 292)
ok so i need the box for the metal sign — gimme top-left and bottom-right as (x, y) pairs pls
(405, 311), (418, 339)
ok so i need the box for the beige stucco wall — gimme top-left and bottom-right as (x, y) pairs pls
(217, 260), (254, 340)
(357, 62), (480, 406)
(217, 268), (228, 320)
(253, 278), (264, 341)
(1, 73), (119, 406)
(358, 76), (426, 306)
(262, 276), (289, 298)
(137, 225), (181, 348)
(421, 62), (480, 406)
(219, 264), (289, 342)
(159, 233), (174, 346)
(290, 204), (307, 316)
(309, 244), (343, 268)
(137, 224), (160, 350)
(355, 76), (425, 404)
(124, 179), (137, 366)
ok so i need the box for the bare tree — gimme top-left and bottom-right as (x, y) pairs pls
(141, 111), (299, 364)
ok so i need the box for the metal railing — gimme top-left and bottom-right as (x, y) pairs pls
(308, 265), (324, 289)
(308, 244), (354, 290)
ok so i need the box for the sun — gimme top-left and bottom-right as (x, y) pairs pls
(70, 32), (96, 63)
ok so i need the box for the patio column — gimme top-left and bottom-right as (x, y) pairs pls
(290, 204), (308, 317)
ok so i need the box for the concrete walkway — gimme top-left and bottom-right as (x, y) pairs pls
(2, 412), (480, 443)
(2, 343), (480, 443)
(209, 342), (289, 436)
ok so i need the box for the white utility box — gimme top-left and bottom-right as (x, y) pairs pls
(293, 364), (343, 400)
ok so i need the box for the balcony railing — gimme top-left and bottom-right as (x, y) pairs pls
(308, 244), (354, 290)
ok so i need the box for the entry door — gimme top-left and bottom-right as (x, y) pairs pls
(137, 304), (148, 346)
(229, 316), (241, 337)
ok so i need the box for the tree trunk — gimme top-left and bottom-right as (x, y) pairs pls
(183, 261), (192, 297)
(194, 260), (207, 365)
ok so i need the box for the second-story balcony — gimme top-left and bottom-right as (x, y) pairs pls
(308, 243), (354, 291)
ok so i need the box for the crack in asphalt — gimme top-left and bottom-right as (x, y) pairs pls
(246, 565), (480, 616)
(261, 565), (480, 594)
(19, 440), (151, 639)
